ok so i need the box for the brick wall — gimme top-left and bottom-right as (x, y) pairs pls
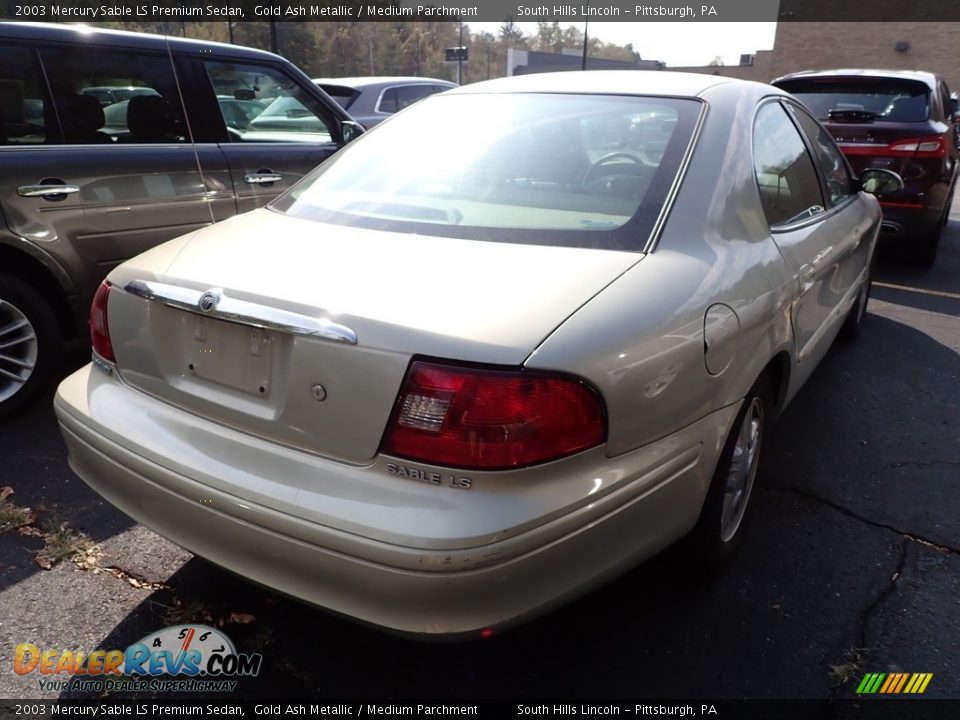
(768, 22), (960, 90)
(671, 23), (960, 92)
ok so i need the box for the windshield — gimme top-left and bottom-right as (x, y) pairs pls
(272, 92), (701, 251)
(777, 78), (931, 122)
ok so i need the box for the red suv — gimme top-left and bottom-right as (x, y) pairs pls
(773, 69), (959, 265)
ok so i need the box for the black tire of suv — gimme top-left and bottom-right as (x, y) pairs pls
(917, 208), (947, 267)
(0, 272), (63, 421)
(917, 227), (940, 267)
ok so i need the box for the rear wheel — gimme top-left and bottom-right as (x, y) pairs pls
(0, 272), (62, 421)
(688, 373), (772, 568)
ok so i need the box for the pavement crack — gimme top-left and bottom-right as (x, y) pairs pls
(865, 459), (960, 487)
(855, 539), (908, 648)
(788, 486), (960, 557)
(826, 541), (908, 700)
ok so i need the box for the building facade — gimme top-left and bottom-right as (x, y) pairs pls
(673, 22), (960, 92)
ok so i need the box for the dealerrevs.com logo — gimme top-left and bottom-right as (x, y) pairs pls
(14, 625), (263, 693)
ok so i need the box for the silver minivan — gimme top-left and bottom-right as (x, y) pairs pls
(0, 23), (362, 418)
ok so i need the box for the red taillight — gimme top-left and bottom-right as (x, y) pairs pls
(90, 280), (114, 362)
(381, 361), (606, 471)
(840, 136), (947, 158)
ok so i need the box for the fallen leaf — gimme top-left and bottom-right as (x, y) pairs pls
(0, 486), (12, 502)
(35, 557), (53, 570)
(228, 612), (256, 625)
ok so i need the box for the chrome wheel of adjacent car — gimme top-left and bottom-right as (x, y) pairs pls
(719, 397), (764, 544)
(0, 299), (38, 403)
(0, 272), (61, 421)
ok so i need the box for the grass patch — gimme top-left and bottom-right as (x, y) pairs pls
(36, 521), (94, 570)
(830, 647), (868, 686)
(0, 486), (35, 533)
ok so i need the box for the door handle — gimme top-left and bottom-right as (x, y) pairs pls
(18, 184), (80, 197)
(243, 173), (283, 184)
(799, 263), (817, 293)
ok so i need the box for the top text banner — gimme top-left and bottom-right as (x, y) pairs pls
(4, 1), (782, 23)
(5, 0), (960, 22)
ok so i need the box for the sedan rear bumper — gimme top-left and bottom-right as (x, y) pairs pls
(55, 364), (737, 636)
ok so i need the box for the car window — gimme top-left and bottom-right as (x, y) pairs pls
(0, 44), (51, 144)
(273, 93), (702, 251)
(39, 47), (187, 144)
(377, 84), (441, 114)
(775, 78), (931, 123)
(939, 82), (952, 121)
(788, 104), (855, 207)
(204, 61), (334, 143)
(753, 102), (825, 228)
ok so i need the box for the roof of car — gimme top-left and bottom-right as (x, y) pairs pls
(312, 76), (457, 88)
(0, 21), (283, 61)
(451, 70), (742, 98)
(772, 69), (941, 89)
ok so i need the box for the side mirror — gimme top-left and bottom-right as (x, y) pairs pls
(860, 168), (904, 196)
(340, 120), (363, 145)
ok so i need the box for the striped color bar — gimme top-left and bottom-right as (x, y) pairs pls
(856, 672), (933, 694)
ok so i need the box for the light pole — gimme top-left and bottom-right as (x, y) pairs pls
(458, 21), (464, 85)
(581, 20), (589, 70)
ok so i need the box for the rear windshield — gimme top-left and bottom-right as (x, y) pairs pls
(777, 78), (931, 122)
(272, 93), (702, 251)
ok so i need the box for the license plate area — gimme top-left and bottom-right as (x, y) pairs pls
(181, 312), (274, 397)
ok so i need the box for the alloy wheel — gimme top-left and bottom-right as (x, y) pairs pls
(0, 299), (38, 403)
(719, 397), (764, 543)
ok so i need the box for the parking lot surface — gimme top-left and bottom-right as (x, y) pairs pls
(1, 217), (958, 700)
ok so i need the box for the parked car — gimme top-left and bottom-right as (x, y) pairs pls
(101, 96), (269, 138)
(55, 71), (900, 637)
(313, 76), (457, 128)
(772, 69), (959, 265)
(80, 85), (159, 106)
(0, 22), (362, 419)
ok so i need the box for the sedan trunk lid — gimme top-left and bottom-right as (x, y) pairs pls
(106, 209), (641, 463)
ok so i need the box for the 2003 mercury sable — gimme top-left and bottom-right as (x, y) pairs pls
(55, 72), (901, 636)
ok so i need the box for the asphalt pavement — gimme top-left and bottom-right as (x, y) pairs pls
(1, 214), (958, 702)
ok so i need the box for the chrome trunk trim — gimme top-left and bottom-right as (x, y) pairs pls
(124, 280), (358, 345)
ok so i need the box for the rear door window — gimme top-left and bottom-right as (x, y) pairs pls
(788, 104), (855, 207)
(0, 44), (52, 144)
(40, 47), (187, 144)
(753, 102), (825, 227)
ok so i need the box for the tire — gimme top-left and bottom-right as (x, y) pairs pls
(0, 272), (62, 421)
(687, 373), (773, 568)
(916, 222), (941, 268)
(839, 260), (873, 342)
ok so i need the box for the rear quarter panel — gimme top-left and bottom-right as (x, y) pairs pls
(526, 83), (796, 456)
